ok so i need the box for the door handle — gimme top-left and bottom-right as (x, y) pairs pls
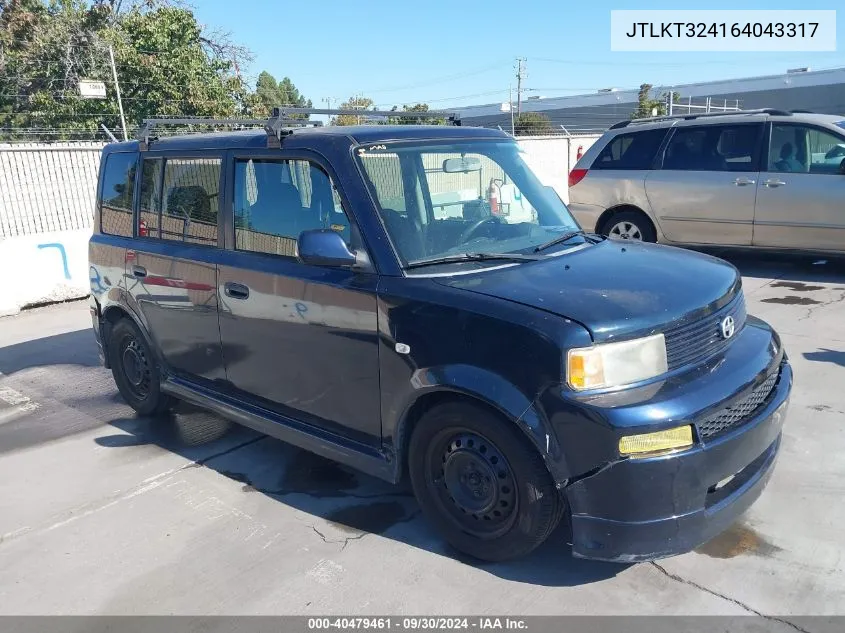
(763, 179), (786, 188)
(733, 177), (756, 186)
(131, 265), (147, 278)
(224, 282), (250, 299)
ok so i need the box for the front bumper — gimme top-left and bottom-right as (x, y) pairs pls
(563, 359), (791, 562)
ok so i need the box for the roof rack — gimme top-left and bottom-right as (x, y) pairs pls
(136, 115), (320, 150)
(136, 106), (462, 149)
(609, 108), (792, 130)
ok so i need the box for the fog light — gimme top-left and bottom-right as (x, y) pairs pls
(619, 425), (693, 457)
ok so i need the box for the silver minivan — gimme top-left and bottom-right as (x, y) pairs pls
(568, 109), (845, 253)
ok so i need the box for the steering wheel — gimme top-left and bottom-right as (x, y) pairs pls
(459, 216), (503, 244)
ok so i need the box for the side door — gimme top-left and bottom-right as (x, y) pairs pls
(125, 152), (225, 382)
(217, 151), (381, 447)
(753, 122), (845, 251)
(644, 123), (763, 245)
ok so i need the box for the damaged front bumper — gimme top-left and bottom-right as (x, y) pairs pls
(545, 317), (792, 562)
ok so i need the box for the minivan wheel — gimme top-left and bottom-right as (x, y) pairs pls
(602, 209), (656, 242)
(108, 318), (172, 416)
(408, 401), (564, 562)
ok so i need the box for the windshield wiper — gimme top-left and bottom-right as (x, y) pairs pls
(405, 252), (542, 270)
(533, 229), (601, 253)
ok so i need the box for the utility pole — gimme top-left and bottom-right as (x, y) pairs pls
(515, 57), (526, 116)
(108, 45), (128, 141)
(509, 85), (515, 135)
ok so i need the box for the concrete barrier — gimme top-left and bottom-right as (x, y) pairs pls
(0, 228), (93, 316)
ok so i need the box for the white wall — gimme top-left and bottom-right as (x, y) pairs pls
(516, 134), (601, 204)
(0, 228), (93, 316)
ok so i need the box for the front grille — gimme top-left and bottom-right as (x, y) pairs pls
(663, 292), (747, 371)
(697, 369), (780, 440)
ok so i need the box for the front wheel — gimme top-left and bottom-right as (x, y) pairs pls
(408, 401), (564, 562)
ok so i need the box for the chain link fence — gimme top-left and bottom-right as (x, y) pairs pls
(0, 143), (105, 238)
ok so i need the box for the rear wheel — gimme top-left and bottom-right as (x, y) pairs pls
(601, 209), (656, 243)
(108, 318), (172, 416)
(408, 401), (564, 562)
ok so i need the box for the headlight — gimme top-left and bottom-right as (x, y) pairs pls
(567, 333), (668, 390)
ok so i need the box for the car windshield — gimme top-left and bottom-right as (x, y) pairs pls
(837, 121), (845, 131)
(355, 139), (582, 267)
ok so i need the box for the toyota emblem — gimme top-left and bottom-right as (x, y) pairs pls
(720, 315), (736, 340)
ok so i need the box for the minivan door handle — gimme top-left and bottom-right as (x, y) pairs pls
(733, 177), (755, 186)
(131, 265), (147, 278)
(763, 179), (786, 188)
(224, 282), (250, 300)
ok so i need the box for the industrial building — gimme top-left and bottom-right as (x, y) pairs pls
(454, 66), (845, 133)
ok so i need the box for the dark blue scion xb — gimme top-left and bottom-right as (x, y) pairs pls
(88, 114), (791, 562)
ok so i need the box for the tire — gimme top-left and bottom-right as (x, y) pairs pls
(108, 318), (172, 416)
(601, 209), (656, 243)
(408, 401), (564, 562)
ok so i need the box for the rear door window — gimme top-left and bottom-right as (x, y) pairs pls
(663, 124), (762, 172)
(99, 152), (136, 237)
(159, 157), (221, 245)
(592, 129), (667, 170)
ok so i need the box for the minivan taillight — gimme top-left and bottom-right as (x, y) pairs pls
(568, 168), (588, 188)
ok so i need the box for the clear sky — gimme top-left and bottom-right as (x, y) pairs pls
(192, 0), (844, 110)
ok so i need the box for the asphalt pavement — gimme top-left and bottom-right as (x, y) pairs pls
(1, 251), (844, 622)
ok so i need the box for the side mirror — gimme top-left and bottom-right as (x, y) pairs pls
(840, 158), (845, 175)
(297, 229), (368, 269)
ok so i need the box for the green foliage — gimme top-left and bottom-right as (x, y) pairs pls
(332, 95), (374, 126)
(388, 103), (445, 126)
(632, 83), (680, 119)
(513, 111), (553, 136)
(0, 0), (255, 140)
(252, 71), (311, 118)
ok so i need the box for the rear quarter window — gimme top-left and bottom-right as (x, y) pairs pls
(592, 129), (667, 170)
(99, 152), (137, 237)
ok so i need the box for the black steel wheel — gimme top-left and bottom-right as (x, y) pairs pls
(409, 401), (564, 562)
(428, 430), (518, 539)
(108, 318), (172, 416)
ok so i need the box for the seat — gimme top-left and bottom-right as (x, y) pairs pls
(248, 181), (304, 239)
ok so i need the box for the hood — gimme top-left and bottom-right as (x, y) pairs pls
(435, 240), (741, 343)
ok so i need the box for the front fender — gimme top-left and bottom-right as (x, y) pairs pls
(390, 364), (568, 484)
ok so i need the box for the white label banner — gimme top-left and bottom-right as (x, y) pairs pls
(610, 10), (836, 52)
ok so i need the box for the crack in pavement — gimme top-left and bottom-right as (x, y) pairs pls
(798, 288), (845, 322)
(650, 562), (810, 633)
(309, 511), (422, 551)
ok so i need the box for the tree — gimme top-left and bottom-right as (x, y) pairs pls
(388, 103), (445, 126)
(632, 83), (680, 119)
(252, 71), (311, 117)
(0, 0), (254, 141)
(332, 95), (373, 126)
(513, 112), (553, 136)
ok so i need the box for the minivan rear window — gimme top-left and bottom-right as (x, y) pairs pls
(592, 129), (667, 170)
(99, 152), (136, 237)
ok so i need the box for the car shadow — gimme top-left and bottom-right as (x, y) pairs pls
(0, 328), (101, 374)
(803, 348), (845, 368)
(94, 404), (626, 587)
